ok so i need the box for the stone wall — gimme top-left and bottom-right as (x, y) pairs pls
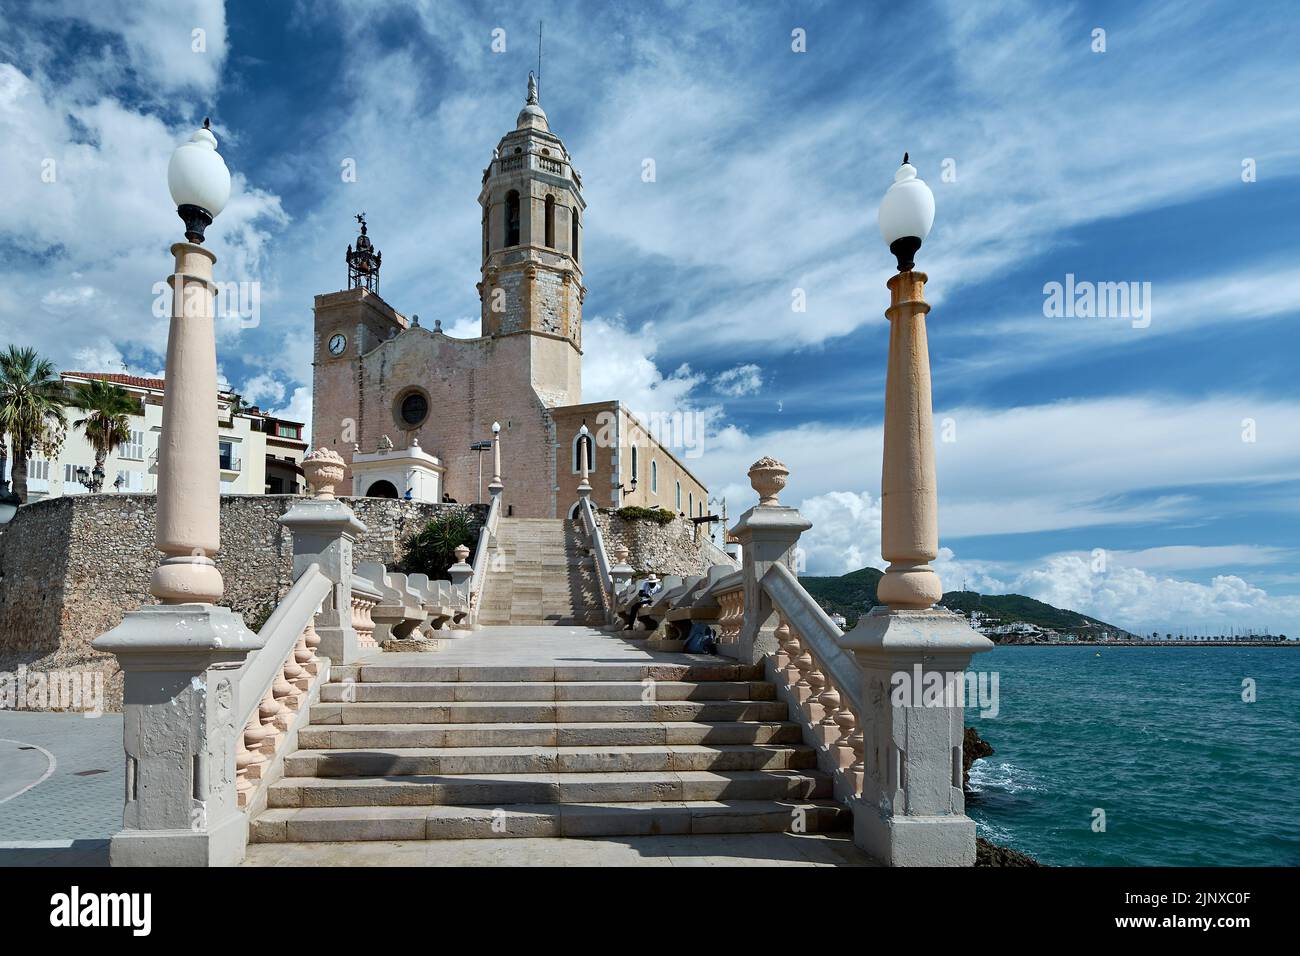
(593, 509), (726, 578)
(0, 494), (485, 710)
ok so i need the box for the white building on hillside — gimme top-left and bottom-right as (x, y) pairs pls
(3, 372), (308, 500)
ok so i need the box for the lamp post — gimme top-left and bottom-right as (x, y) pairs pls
(832, 155), (993, 867)
(875, 154), (940, 609)
(92, 119), (262, 867)
(487, 420), (503, 498)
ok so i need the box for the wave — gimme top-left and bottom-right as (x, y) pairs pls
(967, 758), (1043, 796)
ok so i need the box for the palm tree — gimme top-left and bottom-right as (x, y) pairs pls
(0, 346), (68, 502)
(71, 378), (139, 493)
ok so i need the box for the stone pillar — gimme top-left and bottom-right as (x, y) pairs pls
(576, 424), (592, 498)
(278, 448), (367, 665)
(834, 269), (993, 866)
(448, 543), (473, 599)
(92, 241), (263, 867)
(607, 544), (633, 631)
(877, 271), (941, 610)
(728, 457), (811, 665)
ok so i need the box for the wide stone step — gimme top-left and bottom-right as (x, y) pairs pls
(309, 699), (790, 725)
(283, 743), (817, 778)
(266, 769), (832, 809)
(298, 720), (803, 750)
(320, 680), (776, 703)
(332, 663), (763, 684)
(251, 799), (848, 843)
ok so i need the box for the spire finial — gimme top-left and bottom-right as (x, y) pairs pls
(903, 152), (909, 165)
(527, 70), (538, 106)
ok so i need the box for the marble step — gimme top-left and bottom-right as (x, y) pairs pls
(330, 663), (763, 684)
(282, 743), (818, 777)
(266, 769), (833, 809)
(309, 699), (791, 725)
(320, 680), (776, 703)
(251, 799), (849, 843)
(297, 720), (803, 750)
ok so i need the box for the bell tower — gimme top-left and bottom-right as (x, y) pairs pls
(477, 73), (586, 355)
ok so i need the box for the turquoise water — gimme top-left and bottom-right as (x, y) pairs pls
(965, 646), (1300, 866)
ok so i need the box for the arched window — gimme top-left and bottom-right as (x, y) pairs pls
(572, 430), (594, 474)
(676, 482), (682, 511)
(688, 492), (693, 516)
(650, 460), (658, 494)
(630, 445), (638, 484)
(571, 208), (579, 261)
(505, 190), (520, 246)
(366, 479), (399, 499)
(545, 194), (555, 248)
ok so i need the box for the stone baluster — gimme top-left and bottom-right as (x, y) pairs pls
(259, 686), (287, 744)
(803, 664), (827, 724)
(778, 614), (803, 685)
(814, 675), (842, 740)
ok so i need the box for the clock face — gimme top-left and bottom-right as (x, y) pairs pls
(328, 333), (346, 356)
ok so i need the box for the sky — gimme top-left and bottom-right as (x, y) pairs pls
(2, 0), (1299, 637)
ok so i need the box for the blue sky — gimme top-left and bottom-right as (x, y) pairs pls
(2, 0), (1299, 635)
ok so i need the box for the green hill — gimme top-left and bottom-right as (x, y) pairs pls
(800, 567), (1133, 642)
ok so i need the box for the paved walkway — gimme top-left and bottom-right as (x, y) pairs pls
(360, 625), (717, 669)
(243, 832), (873, 866)
(0, 711), (121, 866)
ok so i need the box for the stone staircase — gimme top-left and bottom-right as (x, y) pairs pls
(250, 654), (848, 843)
(477, 518), (605, 626)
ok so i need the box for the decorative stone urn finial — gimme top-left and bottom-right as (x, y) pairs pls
(747, 456), (789, 507)
(302, 447), (347, 499)
(614, 544), (630, 564)
(453, 544), (471, 563)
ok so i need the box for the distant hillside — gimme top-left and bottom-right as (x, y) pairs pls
(800, 567), (1134, 642)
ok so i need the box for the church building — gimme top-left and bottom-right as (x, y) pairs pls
(311, 76), (708, 519)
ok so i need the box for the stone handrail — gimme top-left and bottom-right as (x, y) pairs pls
(236, 564), (332, 730)
(760, 561), (864, 801)
(577, 496), (614, 619)
(700, 535), (739, 570)
(233, 563), (333, 810)
(469, 492), (502, 612)
(761, 562), (864, 716)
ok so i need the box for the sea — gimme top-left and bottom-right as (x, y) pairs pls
(965, 645), (1300, 866)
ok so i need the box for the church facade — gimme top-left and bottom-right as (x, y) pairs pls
(311, 77), (708, 519)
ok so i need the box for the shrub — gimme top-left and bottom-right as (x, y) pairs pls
(398, 510), (477, 580)
(615, 505), (676, 526)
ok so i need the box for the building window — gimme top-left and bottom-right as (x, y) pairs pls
(630, 445), (638, 484)
(276, 423), (298, 439)
(218, 441), (240, 472)
(650, 460), (658, 494)
(544, 194), (555, 247)
(505, 190), (520, 246)
(121, 429), (144, 460)
(572, 430), (595, 474)
(676, 481), (682, 511)
(398, 390), (429, 427)
(688, 492), (693, 516)
(571, 208), (579, 261)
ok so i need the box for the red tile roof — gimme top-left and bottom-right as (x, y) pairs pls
(63, 371), (167, 391)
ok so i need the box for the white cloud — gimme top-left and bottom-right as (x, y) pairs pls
(715, 363), (763, 397)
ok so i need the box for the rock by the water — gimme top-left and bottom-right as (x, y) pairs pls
(976, 838), (1042, 867)
(963, 726), (994, 790)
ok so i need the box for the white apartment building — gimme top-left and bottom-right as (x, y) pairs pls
(4, 372), (307, 500)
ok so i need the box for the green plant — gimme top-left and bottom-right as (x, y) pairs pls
(398, 510), (476, 580)
(0, 346), (68, 502)
(71, 379), (140, 492)
(615, 505), (676, 526)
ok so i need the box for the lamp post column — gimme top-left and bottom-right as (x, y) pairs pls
(577, 422), (592, 499)
(876, 270), (942, 610)
(488, 420), (503, 498)
(151, 242), (224, 603)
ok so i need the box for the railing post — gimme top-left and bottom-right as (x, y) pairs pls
(608, 543), (633, 628)
(92, 236), (263, 867)
(278, 448), (367, 664)
(728, 457), (810, 665)
(448, 543), (473, 598)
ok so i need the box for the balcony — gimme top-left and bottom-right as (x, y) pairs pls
(219, 456), (242, 474)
